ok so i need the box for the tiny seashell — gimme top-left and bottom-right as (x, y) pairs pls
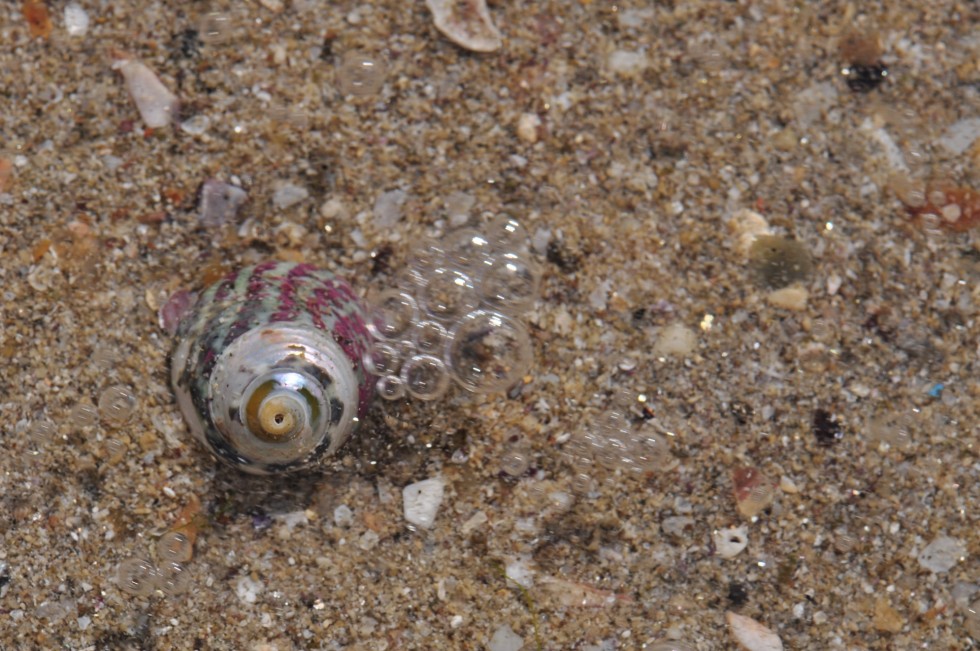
(171, 262), (374, 474)
(726, 611), (784, 651)
(425, 0), (503, 53)
(111, 50), (178, 128)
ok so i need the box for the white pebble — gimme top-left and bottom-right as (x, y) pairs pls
(766, 286), (809, 311)
(180, 115), (210, 136)
(236, 576), (264, 604)
(272, 182), (309, 210)
(917, 535), (966, 573)
(937, 117), (980, 155)
(358, 530), (379, 551)
(333, 504), (354, 528)
(653, 323), (697, 357)
(516, 113), (542, 144)
(505, 555), (535, 588)
(713, 525), (749, 559)
(461, 510), (487, 534)
(607, 50), (648, 76)
(402, 477), (445, 529)
(64, 3), (90, 37)
(726, 611), (784, 651)
(112, 52), (178, 128)
(488, 624), (524, 651)
(373, 189), (408, 228)
(425, 0), (502, 53)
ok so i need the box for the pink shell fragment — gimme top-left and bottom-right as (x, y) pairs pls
(111, 50), (178, 128)
(726, 612), (784, 651)
(159, 290), (196, 335)
(198, 179), (248, 228)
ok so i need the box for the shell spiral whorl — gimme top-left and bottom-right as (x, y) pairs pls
(171, 262), (374, 474)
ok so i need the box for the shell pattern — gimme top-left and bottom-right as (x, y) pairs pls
(170, 262), (374, 474)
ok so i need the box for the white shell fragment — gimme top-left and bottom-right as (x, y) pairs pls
(726, 611), (784, 651)
(64, 3), (90, 37)
(917, 535), (967, 573)
(713, 525), (749, 559)
(425, 0), (502, 53)
(111, 51), (178, 128)
(402, 477), (446, 529)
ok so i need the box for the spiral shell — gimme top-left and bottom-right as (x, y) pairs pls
(170, 262), (374, 474)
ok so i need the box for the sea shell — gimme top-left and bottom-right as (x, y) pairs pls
(425, 0), (503, 53)
(170, 262), (374, 474)
(111, 49), (178, 128)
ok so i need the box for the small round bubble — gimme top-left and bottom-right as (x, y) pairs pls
(336, 50), (386, 97)
(448, 311), (532, 393)
(70, 400), (99, 428)
(29, 419), (57, 446)
(480, 251), (540, 314)
(404, 240), (448, 289)
(158, 561), (191, 597)
(362, 342), (403, 376)
(570, 472), (594, 494)
(99, 385), (137, 426)
(500, 448), (531, 477)
(486, 213), (529, 252)
(157, 531), (193, 563)
(400, 354), (451, 401)
(445, 228), (493, 271)
(376, 374), (407, 401)
(367, 290), (418, 341)
(413, 320), (448, 355)
(419, 268), (479, 322)
(115, 558), (158, 597)
(198, 11), (233, 43)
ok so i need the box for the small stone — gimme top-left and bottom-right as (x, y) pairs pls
(488, 624), (524, 651)
(505, 556), (535, 589)
(22, 0), (53, 38)
(426, 0), (502, 53)
(917, 535), (966, 573)
(333, 505), (354, 528)
(653, 323), (697, 357)
(607, 50), (648, 76)
(111, 51), (178, 128)
(873, 597), (904, 633)
(662, 516), (696, 539)
(180, 115), (210, 136)
(236, 576), (264, 604)
(64, 2), (89, 36)
(938, 117), (980, 156)
(729, 209), (772, 257)
(199, 179), (247, 228)
(726, 611), (784, 651)
(358, 530), (379, 550)
(373, 189), (409, 229)
(766, 286), (808, 311)
(516, 113), (542, 144)
(778, 476), (799, 494)
(402, 477), (445, 529)
(732, 466), (775, 518)
(713, 525), (749, 559)
(461, 510), (487, 534)
(272, 182), (309, 210)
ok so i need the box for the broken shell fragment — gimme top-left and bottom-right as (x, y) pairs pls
(726, 612), (784, 651)
(425, 0), (502, 53)
(111, 50), (178, 128)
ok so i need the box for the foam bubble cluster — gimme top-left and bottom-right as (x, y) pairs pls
(561, 362), (675, 479)
(364, 214), (538, 402)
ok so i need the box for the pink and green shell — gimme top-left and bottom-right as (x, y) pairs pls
(170, 262), (374, 475)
